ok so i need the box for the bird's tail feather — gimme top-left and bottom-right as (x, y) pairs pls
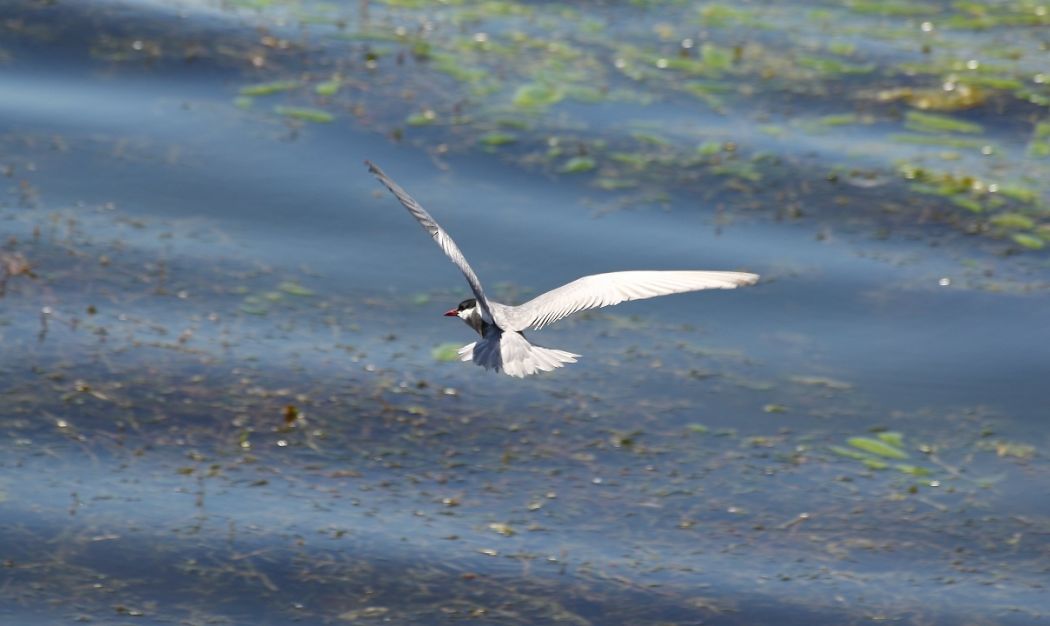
(458, 331), (578, 377)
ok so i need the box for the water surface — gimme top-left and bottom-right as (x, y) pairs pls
(1, 1), (1048, 624)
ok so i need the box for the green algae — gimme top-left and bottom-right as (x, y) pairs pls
(512, 82), (564, 109)
(904, 111), (983, 135)
(431, 343), (463, 362)
(559, 156), (596, 174)
(997, 184), (1038, 204)
(831, 431), (934, 477)
(610, 152), (651, 169)
(943, 3), (1050, 29)
(429, 52), (490, 83)
(848, 436), (909, 459)
(406, 110), (437, 126)
(314, 77), (342, 96)
(593, 177), (637, 190)
(696, 141), (723, 156)
(239, 80), (300, 96)
(211, 0), (1050, 257)
(274, 106), (334, 123)
(277, 281), (314, 297)
(814, 113), (864, 127)
(959, 75), (1024, 91)
(989, 213), (1035, 231)
(889, 134), (992, 150)
(479, 131), (517, 146)
(951, 196), (984, 213)
(681, 81), (729, 110)
(826, 41), (856, 56)
(876, 85), (988, 112)
(711, 160), (761, 182)
(564, 85), (606, 103)
(845, 0), (938, 16)
(894, 464), (931, 476)
(698, 4), (769, 27)
(1028, 121), (1050, 157)
(797, 55), (875, 76)
(1011, 233), (1045, 249)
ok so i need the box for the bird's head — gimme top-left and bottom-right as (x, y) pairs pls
(444, 298), (477, 320)
(444, 298), (486, 335)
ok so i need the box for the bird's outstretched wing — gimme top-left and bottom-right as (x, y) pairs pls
(504, 270), (759, 331)
(366, 161), (492, 320)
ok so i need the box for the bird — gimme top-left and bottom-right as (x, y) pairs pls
(366, 161), (759, 377)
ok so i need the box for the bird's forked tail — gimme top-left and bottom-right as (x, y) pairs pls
(457, 328), (579, 377)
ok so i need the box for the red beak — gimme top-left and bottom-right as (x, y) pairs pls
(443, 308), (459, 317)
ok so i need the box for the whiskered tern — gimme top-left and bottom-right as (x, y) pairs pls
(367, 161), (758, 377)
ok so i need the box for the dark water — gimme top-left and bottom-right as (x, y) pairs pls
(1, 1), (1048, 624)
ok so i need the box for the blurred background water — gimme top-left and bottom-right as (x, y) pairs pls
(1, 1), (1048, 624)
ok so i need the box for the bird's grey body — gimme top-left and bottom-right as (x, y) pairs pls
(366, 161), (759, 377)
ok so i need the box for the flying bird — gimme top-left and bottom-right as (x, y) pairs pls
(366, 161), (758, 377)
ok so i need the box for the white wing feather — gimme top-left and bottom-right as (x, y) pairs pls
(504, 270), (759, 331)
(366, 161), (493, 320)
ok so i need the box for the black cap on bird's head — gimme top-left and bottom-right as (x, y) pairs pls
(444, 298), (477, 317)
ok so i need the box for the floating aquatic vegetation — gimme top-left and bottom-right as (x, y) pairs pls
(695, 141), (723, 156)
(239, 295), (269, 316)
(228, 0), (277, 8)
(680, 81), (729, 111)
(609, 152), (650, 169)
(274, 106), (334, 122)
(428, 52), (490, 83)
(239, 80), (300, 96)
(478, 131), (517, 146)
(943, 3), (1050, 29)
(989, 213), (1035, 231)
(1011, 233), (1045, 249)
(904, 111), (983, 134)
(431, 343), (463, 362)
(406, 110), (437, 126)
(895, 161), (1048, 246)
(844, 0), (938, 17)
(314, 77), (342, 96)
(888, 134), (991, 150)
(1028, 121), (1050, 157)
(593, 177), (637, 190)
(207, 0), (1050, 257)
(278, 281), (314, 297)
(978, 439), (1037, 459)
(830, 431), (934, 476)
(559, 156), (596, 174)
(813, 113), (865, 127)
(710, 160), (761, 183)
(826, 41), (856, 56)
(564, 85), (606, 103)
(797, 55), (875, 76)
(875, 85), (987, 111)
(847, 436), (909, 459)
(512, 82), (564, 109)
